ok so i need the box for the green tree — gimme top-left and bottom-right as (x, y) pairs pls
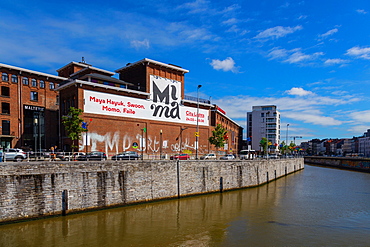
(62, 107), (87, 151)
(208, 124), (227, 154)
(280, 141), (287, 154)
(259, 137), (268, 154)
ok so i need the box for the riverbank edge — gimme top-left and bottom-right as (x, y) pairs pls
(304, 156), (370, 173)
(0, 158), (304, 224)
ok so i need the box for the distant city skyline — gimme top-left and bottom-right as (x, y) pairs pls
(1, 0), (370, 144)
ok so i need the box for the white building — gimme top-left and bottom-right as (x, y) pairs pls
(246, 105), (280, 152)
(358, 137), (370, 157)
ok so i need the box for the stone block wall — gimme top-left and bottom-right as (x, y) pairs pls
(0, 159), (304, 223)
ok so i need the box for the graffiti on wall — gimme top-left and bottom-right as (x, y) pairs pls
(80, 131), (208, 155)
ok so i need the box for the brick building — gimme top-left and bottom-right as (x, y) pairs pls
(57, 58), (242, 157)
(1, 58), (243, 158)
(0, 63), (65, 151)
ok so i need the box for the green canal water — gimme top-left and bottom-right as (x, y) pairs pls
(1, 164), (370, 246)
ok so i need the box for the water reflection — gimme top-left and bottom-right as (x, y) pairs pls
(1, 165), (370, 246)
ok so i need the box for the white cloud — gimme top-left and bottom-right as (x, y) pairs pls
(319, 28), (338, 39)
(346, 46), (370, 59)
(356, 9), (367, 14)
(285, 87), (313, 96)
(254, 25), (302, 40)
(297, 15), (308, 20)
(285, 51), (324, 63)
(350, 110), (370, 123)
(222, 18), (238, 25)
(210, 57), (239, 72)
(130, 39), (150, 49)
(284, 111), (342, 126)
(268, 48), (324, 64)
(324, 58), (349, 65)
(177, 0), (210, 14)
(213, 90), (360, 128)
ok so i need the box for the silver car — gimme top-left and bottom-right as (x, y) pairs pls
(220, 154), (235, 160)
(4, 148), (27, 162)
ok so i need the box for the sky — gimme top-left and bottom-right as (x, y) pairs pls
(1, 0), (370, 144)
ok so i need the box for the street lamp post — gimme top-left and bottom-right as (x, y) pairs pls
(34, 116), (38, 156)
(160, 129), (163, 159)
(286, 124), (290, 145)
(141, 128), (144, 160)
(196, 85), (202, 160)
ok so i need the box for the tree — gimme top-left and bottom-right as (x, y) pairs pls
(280, 141), (287, 154)
(208, 124), (227, 154)
(259, 137), (268, 154)
(62, 107), (87, 151)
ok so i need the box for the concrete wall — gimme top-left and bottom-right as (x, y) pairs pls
(304, 156), (370, 172)
(0, 159), (304, 223)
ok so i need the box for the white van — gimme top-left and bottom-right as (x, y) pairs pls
(239, 150), (255, 160)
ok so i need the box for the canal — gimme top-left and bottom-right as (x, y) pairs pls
(1, 164), (369, 246)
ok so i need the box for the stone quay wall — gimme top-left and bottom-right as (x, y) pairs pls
(0, 158), (304, 224)
(304, 156), (370, 172)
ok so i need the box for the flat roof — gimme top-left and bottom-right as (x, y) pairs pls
(55, 79), (150, 96)
(115, 58), (189, 73)
(56, 61), (115, 76)
(80, 73), (134, 86)
(0, 63), (67, 80)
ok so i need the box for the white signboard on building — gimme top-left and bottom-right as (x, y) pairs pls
(84, 75), (209, 126)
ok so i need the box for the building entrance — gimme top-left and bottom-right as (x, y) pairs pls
(23, 105), (45, 152)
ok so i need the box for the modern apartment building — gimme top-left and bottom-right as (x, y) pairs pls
(246, 105), (280, 152)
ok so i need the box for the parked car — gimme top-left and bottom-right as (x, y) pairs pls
(3, 148), (27, 162)
(57, 152), (86, 161)
(170, 153), (190, 160)
(112, 151), (140, 160)
(77, 152), (107, 161)
(268, 154), (279, 159)
(220, 154), (235, 160)
(200, 153), (217, 160)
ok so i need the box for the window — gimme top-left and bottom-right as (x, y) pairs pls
(40, 80), (45, 88)
(1, 102), (10, 114)
(262, 107), (273, 111)
(31, 79), (37, 87)
(2, 120), (10, 135)
(11, 75), (18, 83)
(2, 73), (9, 81)
(261, 113), (264, 117)
(23, 77), (29, 85)
(56, 95), (59, 105)
(1, 86), (10, 96)
(31, 91), (38, 101)
(49, 82), (55, 89)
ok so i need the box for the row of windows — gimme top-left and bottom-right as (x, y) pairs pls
(1, 94), (59, 115)
(1, 73), (57, 89)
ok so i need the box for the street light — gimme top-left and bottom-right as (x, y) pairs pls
(286, 124), (290, 145)
(160, 130), (163, 160)
(196, 85), (202, 160)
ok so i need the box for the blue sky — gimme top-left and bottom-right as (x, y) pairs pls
(1, 0), (370, 144)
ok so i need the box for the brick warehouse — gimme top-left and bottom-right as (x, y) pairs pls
(1, 58), (243, 157)
(0, 63), (65, 150)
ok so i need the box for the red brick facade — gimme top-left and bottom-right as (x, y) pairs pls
(1, 59), (243, 157)
(0, 63), (65, 151)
